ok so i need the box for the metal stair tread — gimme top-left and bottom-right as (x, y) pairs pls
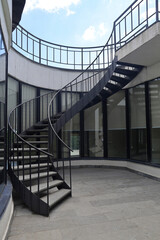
(19, 171), (57, 181)
(13, 163), (51, 170)
(20, 135), (48, 138)
(26, 129), (48, 133)
(11, 147), (48, 152)
(29, 180), (63, 194)
(41, 188), (71, 208)
(14, 141), (48, 144)
(10, 155), (48, 160)
(114, 67), (138, 76)
(34, 123), (48, 128)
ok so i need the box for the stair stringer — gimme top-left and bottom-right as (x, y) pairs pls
(9, 166), (49, 216)
(54, 61), (116, 134)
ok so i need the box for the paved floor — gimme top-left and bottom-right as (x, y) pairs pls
(8, 167), (160, 240)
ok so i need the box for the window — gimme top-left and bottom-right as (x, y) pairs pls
(149, 79), (160, 164)
(84, 102), (103, 157)
(129, 85), (147, 161)
(107, 91), (127, 158)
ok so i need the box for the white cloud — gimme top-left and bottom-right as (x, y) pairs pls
(98, 23), (107, 37)
(66, 9), (75, 16)
(24, 0), (80, 14)
(82, 23), (107, 42)
(82, 26), (96, 41)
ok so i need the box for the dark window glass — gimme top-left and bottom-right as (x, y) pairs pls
(62, 113), (80, 158)
(129, 85), (147, 161)
(84, 102), (103, 157)
(0, 27), (7, 187)
(149, 79), (160, 164)
(107, 91), (127, 158)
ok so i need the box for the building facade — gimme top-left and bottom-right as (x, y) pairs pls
(1, 0), (160, 235)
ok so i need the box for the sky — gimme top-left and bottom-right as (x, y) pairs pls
(20, 0), (137, 47)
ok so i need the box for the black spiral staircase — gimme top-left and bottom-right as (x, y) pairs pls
(8, 16), (144, 215)
(8, 57), (143, 216)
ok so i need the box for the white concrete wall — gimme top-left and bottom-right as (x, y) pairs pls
(71, 160), (160, 180)
(8, 48), (86, 90)
(0, 196), (14, 240)
(124, 62), (160, 88)
(0, 0), (12, 51)
(117, 22), (160, 88)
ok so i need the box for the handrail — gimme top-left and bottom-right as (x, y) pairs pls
(10, 0), (160, 156)
(12, 0), (160, 71)
(12, 25), (111, 70)
(114, 0), (160, 49)
(48, 28), (115, 152)
(47, 0), (160, 154)
(8, 91), (56, 157)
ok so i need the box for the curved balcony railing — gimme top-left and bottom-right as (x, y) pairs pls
(12, 25), (110, 70)
(12, 0), (160, 71)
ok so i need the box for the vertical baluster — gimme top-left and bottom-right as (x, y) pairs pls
(29, 146), (31, 192)
(27, 32), (28, 52)
(42, 95), (44, 120)
(33, 39), (34, 61)
(39, 39), (41, 64)
(81, 48), (83, 70)
(125, 16), (127, 36)
(131, 6), (133, 31)
(53, 47), (55, 63)
(156, 0), (159, 22)
(47, 155), (49, 207)
(138, 3), (140, 25)
(74, 51), (76, 70)
(22, 141), (25, 183)
(47, 46), (49, 66)
(60, 46), (62, 64)
(67, 47), (68, 65)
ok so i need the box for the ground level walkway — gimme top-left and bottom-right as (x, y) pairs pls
(7, 167), (160, 240)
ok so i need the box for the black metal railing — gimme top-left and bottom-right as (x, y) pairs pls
(47, 0), (160, 157)
(48, 29), (116, 158)
(114, 0), (160, 50)
(12, 25), (113, 70)
(8, 90), (72, 210)
(12, 0), (160, 71)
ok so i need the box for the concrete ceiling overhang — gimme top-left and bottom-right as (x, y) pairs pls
(12, 0), (26, 31)
(117, 22), (160, 67)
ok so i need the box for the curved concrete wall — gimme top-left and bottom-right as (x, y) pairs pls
(8, 48), (85, 90)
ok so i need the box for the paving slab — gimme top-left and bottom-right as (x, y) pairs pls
(7, 167), (160, 240)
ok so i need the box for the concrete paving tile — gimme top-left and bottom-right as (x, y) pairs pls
(8, 229), (62, 240)
(8, 168), (160, 240)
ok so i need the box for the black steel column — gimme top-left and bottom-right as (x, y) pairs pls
(36, 87), (40, 123)
(4, 53), (8, 184)
(125, 90), (131, 160)
(156, 0), (159, 22)
(80, 110), (84, 157)
(18, 82), (22, 134)
(145, 82), (152, 162)
(102, 99), (108, 158)
(57, 92), (62, 159)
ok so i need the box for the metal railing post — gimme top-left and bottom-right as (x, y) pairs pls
(39, 39), (41, 64)
(113, 22), (117, 52)
(81, 48), (83, 70)
(156, 0), (159, 22)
